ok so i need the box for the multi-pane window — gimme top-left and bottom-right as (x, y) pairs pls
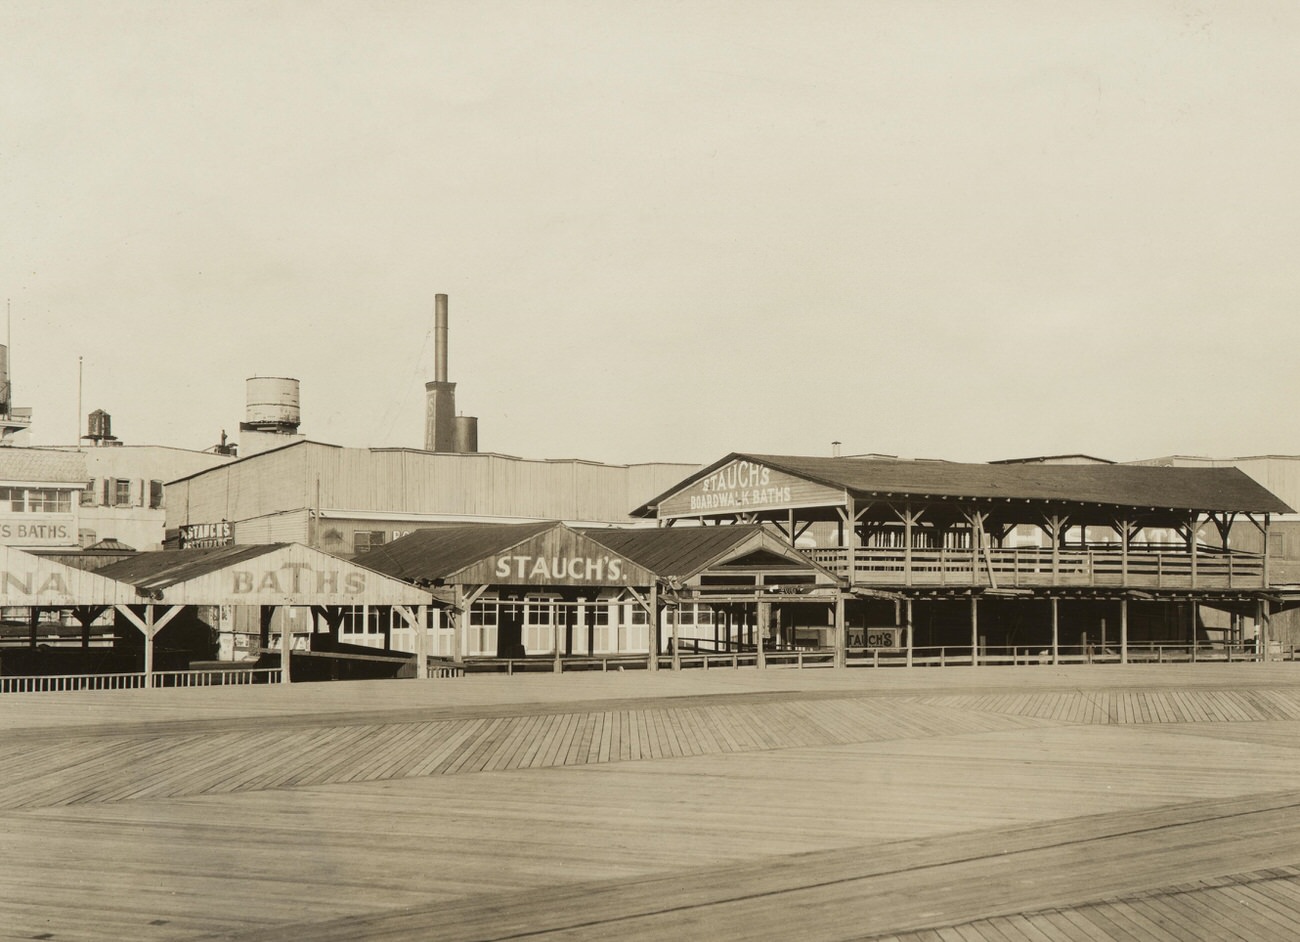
(149, 480), (164, 509)
(80, 480), (95, 506)
(469, 602), (498, 655)
(353, 530), (387, 554)
(0, 487), (74, 512)
(524, 596), (555, 654)
(27, 489), (71, 513)
(340, 605), (388, 635)
(113, 479), (132, 507)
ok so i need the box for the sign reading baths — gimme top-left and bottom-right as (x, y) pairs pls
(658, 459), (845, 519)
(230, 563), (366, 594)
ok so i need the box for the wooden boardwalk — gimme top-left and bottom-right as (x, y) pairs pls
(2, 664), (1300, 940)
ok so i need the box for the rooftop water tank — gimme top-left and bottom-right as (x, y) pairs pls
(242, 376), (301, 433)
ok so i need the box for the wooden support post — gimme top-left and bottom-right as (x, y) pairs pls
(671, 598), (681, 671)
(1263, 514), (1272, 587)
(1119, 519), (1131, 586)
(1259, 599), (1271, 661)
(1051, 596), (1059, 666)
(970, 595), (979, 666)
(833, 594), (845, 668)
(453, 587), (466, 664)
(647, 584), (659, 672)
(143, 605), (155, 688)
(396, 605), (427, 678)
(904, 502), (913, 588)
(905, 598), (914, 668)
(756, 599), (768, 669)
(280, 607), (292, 683)
(844, 497), (857, 587)
(1189, 514), (1199, 589)
(1120, 598), (1128, 665)
(28, 607), (38, 648)
(553, 601), (564, 674)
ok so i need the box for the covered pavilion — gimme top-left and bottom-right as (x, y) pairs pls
(97, 542), (436, 683)
(355, 520), (841, 668)
(634, 453), (1295, 664)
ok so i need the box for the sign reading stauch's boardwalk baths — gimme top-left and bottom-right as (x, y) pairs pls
(658, 458), (844, 518)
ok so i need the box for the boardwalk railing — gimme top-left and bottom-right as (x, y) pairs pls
(844, 642), (1299, 667)
(0, 667), (283, 693)
(804, 546), (1267, 589)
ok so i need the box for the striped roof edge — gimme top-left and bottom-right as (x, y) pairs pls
(631, 452), (1295, 516)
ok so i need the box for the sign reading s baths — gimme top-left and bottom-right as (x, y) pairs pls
(658, 459), (843, 518)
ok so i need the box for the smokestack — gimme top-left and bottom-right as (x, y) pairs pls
(832, 441), (842, 458)
(424, 294), (457, 451)
(434, 293), (449, 383)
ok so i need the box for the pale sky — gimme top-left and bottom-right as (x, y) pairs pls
(3, 1), (1298, 466)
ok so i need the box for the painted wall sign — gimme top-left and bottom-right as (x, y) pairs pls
(230, 563), (365, 595)
(180, 521), (233, 549)
(0, 546), (136, 605)
(849, 627), (901, 649)
(134, 543), (430, 607)
(0, 571), (72, 596)
(0, 514), (76, 546)
(451, 525), (654, 586)
(658, 460), (844, 518)
(492, 554), (623, 582)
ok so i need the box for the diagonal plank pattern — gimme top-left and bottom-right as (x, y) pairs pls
(4, 667), (1300, 941)
(917, 686), (1300, 725)
(0, 695), (1054, 809)
(868, 865), (1300, 942)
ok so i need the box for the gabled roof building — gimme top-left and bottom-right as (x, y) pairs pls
(634, 452), (1295, 665)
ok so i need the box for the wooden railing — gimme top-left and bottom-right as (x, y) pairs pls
(0, 667), (283, 693)
(804, 546), (1267, 589)
(844, 642), (1298, 667)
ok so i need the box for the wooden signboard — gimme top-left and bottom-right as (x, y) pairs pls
(0, 545), (137, 606)
(450, 525), (655, 587)
(657, 458), (845, 519)
(144, 544), (434, 607)
(848, 627), (901, 649)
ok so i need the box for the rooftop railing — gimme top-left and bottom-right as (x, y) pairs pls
(803, 545), (1266, 590)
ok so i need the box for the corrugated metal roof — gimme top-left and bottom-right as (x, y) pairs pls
(98, 544), (285, 591)
(0, 448), (87, 484)
(353, 522), (557, 581)
(635, 452), (1295, 516)
(582, 524), (779, 579)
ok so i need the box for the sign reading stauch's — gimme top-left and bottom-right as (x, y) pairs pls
(451, 525), (654, 587)
(658, 458), (844, 519)
(179, 521), (233, 549)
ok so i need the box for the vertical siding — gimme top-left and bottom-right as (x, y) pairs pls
(234, 509), (311, 544)
(174, 444), (700, 529)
